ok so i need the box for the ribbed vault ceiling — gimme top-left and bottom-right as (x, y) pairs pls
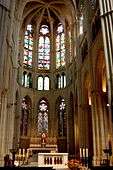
(22, 0), (76, 27)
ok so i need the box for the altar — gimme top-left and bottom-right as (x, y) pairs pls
(15, 147), (68, 168)
(15, 134), (68, 168)
(25, 152), (68, 169)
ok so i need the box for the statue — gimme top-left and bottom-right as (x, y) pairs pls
(41, 132), (47, 145)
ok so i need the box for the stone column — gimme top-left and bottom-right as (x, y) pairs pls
(30, 107), (36, 138)
(91, 90), (107, 165)
(0, 91), (8, 166)
(96, 92), (106, 159)
(0, 4), (9, 91)
(91, 91), (101, 166)
(99, 0), (113, 138)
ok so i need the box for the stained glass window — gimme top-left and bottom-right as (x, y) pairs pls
(22, 72), (32, 88)
(58, 75), (61, 88)
(44, 76), (49, 90)
(62, 73), (66, 88)
(79, 15), (83, 35)
(56, 24), (65, 69)
(37, 76), (49, 90)
(23, 24), (33, 68)
(61, 75), (63, 88)
(38, 25), (50, 69)
(20, 98), (30, 136)
(27, 73), (32, 88)
(22, 71), (27, 87)
(38, 99), (48, 134)
(89, 0), (96, 9)
(69, 31), (72, 61)
(63, 74), (66, 88)
(57, 73), (66, 89)
(38, 76), (43, 90)
(57, 98), (66, 137)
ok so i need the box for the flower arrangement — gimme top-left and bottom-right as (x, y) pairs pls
(68, 159), (81, 170)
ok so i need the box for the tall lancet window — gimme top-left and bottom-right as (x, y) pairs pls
(56, 97), (66, 137)
(38, 25), (50, 69)
(69, 31), (72, 62)
(20, 97), (31, 136)
(56, 23), (65, 68)
(89, 0), (96, 9)
(37, 76), (50, 90)
(23, 25), (33, 68)
(37, 99), (48, 134)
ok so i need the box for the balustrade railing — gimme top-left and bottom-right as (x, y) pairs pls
(38, 153), (68, 168)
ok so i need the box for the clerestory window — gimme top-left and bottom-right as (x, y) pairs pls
(56, 23), (65, 69)
(23, 25), (33, 68)
(38, 25), (50, 70)
(37, 76), (49, 90)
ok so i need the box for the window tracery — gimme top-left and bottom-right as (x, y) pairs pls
(56, 73), (66, 89)
(22, 22), (68, 91)
(20, 97), (31, 136)
(37, 99), (48, 134)
(56, 24), (65, 68)
(22, 72), (32, 88)
(23, 25), (33, 68)
(38, 25), (50, 70)
(37, 76), (49, 90)
(69, 31), (72, 61)
(89, 0), (96, 9)
(56, 97), (67, 137)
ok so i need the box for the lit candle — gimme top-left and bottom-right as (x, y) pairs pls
(86, 148), (88, 157)
(83, 148), (85, 157)
(26, 149), (29, 158)
(23, 149), (25, 157)
(19, 148), (21, 157)
(80, 148), (82, 158)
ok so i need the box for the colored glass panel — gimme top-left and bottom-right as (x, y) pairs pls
(20, 98), (30, 136)
(58, 98), (66, 137)
(23, 24), (33, 68)
(38, 76), (43, 90)
(64, 75), (66, 88)
(38, 99), (48, 133)
(56, 24), (65, 68)
(38, 25), (50, 69)
(44, 77), (49, 90)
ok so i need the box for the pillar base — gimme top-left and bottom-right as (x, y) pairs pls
(92, 156), (100, 166)
(0, 157), (4, 167)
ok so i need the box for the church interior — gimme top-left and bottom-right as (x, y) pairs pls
(0, 0), (113, 169)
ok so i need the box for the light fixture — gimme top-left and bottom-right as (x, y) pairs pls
(88, 96), (91, 105)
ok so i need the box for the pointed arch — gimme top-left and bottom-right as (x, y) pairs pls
(37, 98), (49, 134)
(56, 96), (66, 137)
(37, 75), (50, 90)
(68, 92), (75, 156)
(23, 24), (33, 68)
(56, 23), (65, 68)
(38, 25), (50, 69)
(20, 95), (32, 136)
